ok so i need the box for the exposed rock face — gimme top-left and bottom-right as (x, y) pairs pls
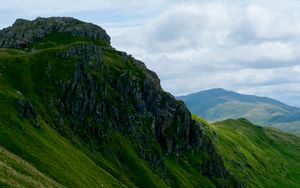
(201, 139), (228, 178)
(17, 99), (40, 128)
(17, 99), (36, 120)
(0, 17), (110, 49)
(142, 72), (200, 154)
(53, 44), (201, 158)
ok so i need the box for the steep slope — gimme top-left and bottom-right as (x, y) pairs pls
(211, 118), (300, 187)
(178, 88), (300, 135)
(0, 17), (231, 187)
(0, 146), (64, 188)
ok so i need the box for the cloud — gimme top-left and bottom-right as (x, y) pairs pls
(1, 0), (153, 14)
(0, 0), (167, 30)
(115, 3), (233, 52)
(243, 4), (300, 40)
(112, 1), (300, 106)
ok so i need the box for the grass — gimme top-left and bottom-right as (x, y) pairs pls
(26, 32), (109, 51)
(165, 157), (215, 188)
(0, 145), (64, 188)
(211, 118), (300, 188)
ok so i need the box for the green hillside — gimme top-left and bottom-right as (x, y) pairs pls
(178, 88), (300, 136)
(0, 17), (230, 187)
(1, 17), (300, 188)
(212, 118), (300, 187)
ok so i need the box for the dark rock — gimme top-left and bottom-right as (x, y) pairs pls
(45, 42), (203, 176)
(141, 66), (201, 154)
(17, 99), (40, 128)
(58, 44), (104, 118)
(55, 43), (202, 156)
(201, 139), (229, 178)
(17, 99), (36, 120)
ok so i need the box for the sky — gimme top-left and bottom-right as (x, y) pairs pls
(1, 0), (300, 107)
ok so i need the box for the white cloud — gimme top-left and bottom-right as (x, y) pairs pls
(1, 0), (165, 14)
(244, 4), (300, 40)
(112, 1), (300, 106)
(115, 3), (233, 52)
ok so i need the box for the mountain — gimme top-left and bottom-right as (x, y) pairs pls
(178, 88), (300, 135)
(0, 17), (299, 188)
(0, 17), (232, 187)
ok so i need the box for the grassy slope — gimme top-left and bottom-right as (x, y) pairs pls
(211, 118), (300, 188)
(0, 145), (63, 188)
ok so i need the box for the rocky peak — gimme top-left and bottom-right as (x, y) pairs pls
(7, 17), (230, 183)
(12, 18), (30, 27)
(0, 17), (110, 49)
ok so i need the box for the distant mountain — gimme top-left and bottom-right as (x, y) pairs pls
(178, 88), (300, 135)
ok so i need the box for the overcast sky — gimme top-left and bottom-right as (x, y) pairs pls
(1, 0), (300, 106)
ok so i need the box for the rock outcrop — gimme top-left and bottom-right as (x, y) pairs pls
(17, 99), (40, 128)
(53, 43), (201, 158)
(0, 17), (110, 49)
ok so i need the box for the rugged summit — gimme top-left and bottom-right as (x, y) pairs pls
(0, 17), (200, 155)
(0, 17), (233, 187)
(0, 17), (110, 49)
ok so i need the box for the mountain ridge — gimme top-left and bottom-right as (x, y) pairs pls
(179, 88), (298, 110)
(178, 88), (300, 136)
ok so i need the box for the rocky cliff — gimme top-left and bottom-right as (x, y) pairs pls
(0, 17), (233, 187)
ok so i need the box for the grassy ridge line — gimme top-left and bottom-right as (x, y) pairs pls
(211, 118), (300, 188)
